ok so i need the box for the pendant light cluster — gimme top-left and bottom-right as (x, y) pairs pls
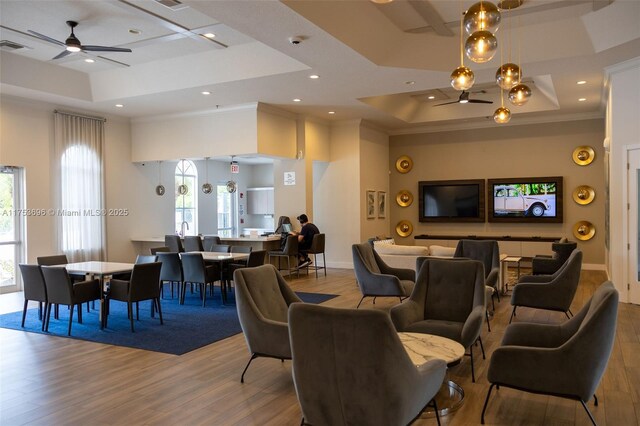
(449, 0), (531, 124)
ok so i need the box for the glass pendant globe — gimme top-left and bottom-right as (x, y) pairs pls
(465, 31), (498, 63)
(450, 66), (475, 91)
(495, 63), (520, 89)
(493, 106), (511, 123)
(464, 1), (501, 34)
(508, 83), (532, 106)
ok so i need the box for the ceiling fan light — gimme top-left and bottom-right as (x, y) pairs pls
(493, 106), (511, 123)
(465, 30), (498, 63)
(508, 83), (532, 106)
(464, 1), (501, 34)
(65, 35), (81, 52)
(495, 63), (520, 89)
(450, 66), (475, 91)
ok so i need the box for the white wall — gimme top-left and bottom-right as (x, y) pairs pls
(606, 57), (640, 301)
(0, 96), (137, 263)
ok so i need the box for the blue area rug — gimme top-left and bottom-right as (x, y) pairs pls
(0, 288), (338, 355)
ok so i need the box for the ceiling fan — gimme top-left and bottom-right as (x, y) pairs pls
(434, 90), (493, 106)
(28, 21), (132, 60)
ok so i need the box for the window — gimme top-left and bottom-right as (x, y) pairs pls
(175, 160), (197, 236)
(60, 145), (103, 256)
(0, 166), (24, 293)
(217, 184), (237, 237)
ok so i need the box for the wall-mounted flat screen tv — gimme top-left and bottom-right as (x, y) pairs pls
(487, 176), (563, 223)
(419, 179), (485, 223)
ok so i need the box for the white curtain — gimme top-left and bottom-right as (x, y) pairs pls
(53, 111), (106, 262)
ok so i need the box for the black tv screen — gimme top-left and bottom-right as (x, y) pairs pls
(419, 180), (485, 222)
(488, 176), (563, 223)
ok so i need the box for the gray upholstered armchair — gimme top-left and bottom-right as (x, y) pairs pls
(289, 303), (446, 426)
(532, 240), (578, 275)
(482, 281), (619, 425)
(454, 239), (500, 306)
(390, 258), (485, 382)
(352, 242), (415, 308)
(233, 264), (302, 383)
(510, 249), (582, 323)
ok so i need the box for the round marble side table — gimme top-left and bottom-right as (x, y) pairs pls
(398, 332), (466, 417)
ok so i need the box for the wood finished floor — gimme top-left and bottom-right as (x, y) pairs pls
(1, 267), (639, 426)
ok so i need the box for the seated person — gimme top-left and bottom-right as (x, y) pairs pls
(290, 214), (319, 267)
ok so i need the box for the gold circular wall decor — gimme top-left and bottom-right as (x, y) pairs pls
(572, 185), (595, 205)
(396, 220), (413, 237)
(573, 221), (596, 241)
(572, 146), (595, 166)
(395, 156), (413, 174)
(396, 190), (414, 207)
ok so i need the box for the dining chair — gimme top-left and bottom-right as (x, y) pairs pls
(106, 262), (163, 332)
(209, 244), (231, 253)
(157, 252), (183, 299)
(150, 246), (170, 255)
(181, 253), (221, 306)
(227, 250), (267, 282)
(230, 245), (252, 267)
(40, 266), (101, 336)
(184, 236), (204, 252)
(18, 264), (48, 330)
(37, 254), (87, 316)
(165, 235), (184, 253)
(268, 235), (299, 279)
(203, 236), (221, 251)
(302, 233), (326, 278)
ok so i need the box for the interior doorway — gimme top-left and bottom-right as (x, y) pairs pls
(0, 166), (24, 294)
(627, 147), (640, 305)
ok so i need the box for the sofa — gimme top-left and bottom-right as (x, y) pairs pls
(371, 238), (455, 270)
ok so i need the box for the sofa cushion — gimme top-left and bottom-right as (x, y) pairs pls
(429, 245), (456, 257)
(375, 244), (429, 256)
(373, 238), (395, 247)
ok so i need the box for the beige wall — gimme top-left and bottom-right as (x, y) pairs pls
(0, 96), (137, 264)
(360, 124), (390, 242)
(257, 107), (297, 159)
(390, 119), (605, 266)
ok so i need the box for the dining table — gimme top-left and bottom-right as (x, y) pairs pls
(65, 261), (135, 328)
(190, 252), (249, 304)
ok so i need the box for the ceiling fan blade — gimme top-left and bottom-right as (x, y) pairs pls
(52, 50), (73, 60)
(82, 45), (132, 53)
(28, 30), (66, 47)
(468, 99), (494, 104)
(434, 100), (460, 107)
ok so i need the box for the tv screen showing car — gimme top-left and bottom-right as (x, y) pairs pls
(419, 179), (485, 222)
(487, 176), (563, 223)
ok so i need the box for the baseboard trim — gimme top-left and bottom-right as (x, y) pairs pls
(583, 263), (606, 271)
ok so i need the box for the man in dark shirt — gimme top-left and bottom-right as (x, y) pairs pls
(291, 213), (319, 267)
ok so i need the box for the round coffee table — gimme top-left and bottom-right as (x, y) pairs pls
(398, 332), (466, 417)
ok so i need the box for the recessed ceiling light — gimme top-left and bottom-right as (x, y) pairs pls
(405, 81), (415, 85)
(578, 98), (587, 102)
(129, 29), (142, 35)
(84, 58), (95, 63)
(577, 80), (587, 85)
(309, 74), (320, 79)
(201, 91), (211, 95)
(328, 111), (336, 114)
(428, 95), (435, 100)
(115, 104), (124, 108)
(203, 33), (216, 39)
(293, 98), (302, 102)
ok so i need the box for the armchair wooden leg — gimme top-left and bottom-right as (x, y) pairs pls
(241, 353), (258, 383)
(481, 383), (496, 424)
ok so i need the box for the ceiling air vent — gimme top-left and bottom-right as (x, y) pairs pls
(0, 40), (31, 51)
(154, 0), (188, 10)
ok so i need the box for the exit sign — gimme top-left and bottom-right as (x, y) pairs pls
(230, 162), (239, 174)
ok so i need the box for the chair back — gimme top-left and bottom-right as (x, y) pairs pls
(184, 236), (204, 252)
(352, 242), (381, 275)
(549, 249), (583, 309)
(41, 266), (74, 305)
(129, 262), (163, 302)
(181, 253), (206, 283)
(165, 235), (184, 253)
(150, 246), (170, 255)
(157, 252), (183, 282)
(19, 264), (47, 303)
(454, 239), (499, 278)
(308, 233), (325, 254)
(209, 244), (231, 253)
(135, 255), (157, 264)
(231, 245), (252, 254)
(415, 258), (485, 323)
(203, 236), (221, 251)
(234, 265), (299, 323)
(551, 241), (578, 261)
(281, 235), (298, 256)
(289, 303), (444, 426)
(37, 255), (68, 266)
(246, 250), (267, 267)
